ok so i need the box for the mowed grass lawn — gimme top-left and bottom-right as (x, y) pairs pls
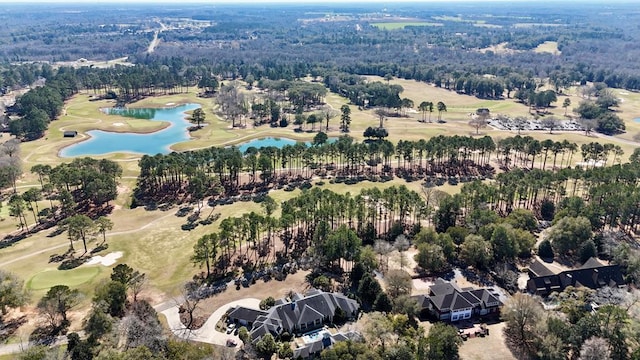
(28, 266), (101, 290)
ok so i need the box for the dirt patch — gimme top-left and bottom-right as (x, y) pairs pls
(117, 185), (130, 196)
(458, 322), (515, 360)
(194, 270), (310, 320)
(412, 277), (435, 292)
(179, 308), (206, 330)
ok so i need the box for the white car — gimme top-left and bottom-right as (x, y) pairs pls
(226, 323), (236, 334)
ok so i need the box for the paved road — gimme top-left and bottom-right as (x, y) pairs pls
(0, 331), (85, 356)
(160, 298), (260, 346)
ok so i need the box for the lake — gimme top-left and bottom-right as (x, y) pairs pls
(60, 104), (334, 157)
(60, 103), (200, 157)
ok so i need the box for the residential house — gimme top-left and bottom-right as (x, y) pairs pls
(527, 257), (625, 296)
(226, 288), (359, 343)
(412, 278), (502, 322)
(293, 331), (361, 359)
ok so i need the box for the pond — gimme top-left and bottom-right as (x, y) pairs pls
(235, 136), (338, 153)
(236, 137), (306, 153)
(634, 117), (640, 123)
(60, 103), (200, 157)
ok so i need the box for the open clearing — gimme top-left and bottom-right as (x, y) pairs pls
(534, 41), (561, 55)
(371, 22), (443, 30)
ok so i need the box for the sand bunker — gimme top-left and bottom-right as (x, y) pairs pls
(85, 251), (123, 266)
(165, 102), (175, 106)
(113, 122), (125, 127)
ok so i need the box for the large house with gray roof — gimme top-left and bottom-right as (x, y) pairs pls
(413, 278), (502, 322)
(227, 288), (359, 343)
(526, 257), (624, 296)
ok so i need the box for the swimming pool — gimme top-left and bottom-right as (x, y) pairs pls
(302, 329), (330, 344)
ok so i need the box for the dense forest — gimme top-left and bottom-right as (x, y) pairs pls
(3, 2), (640, 93)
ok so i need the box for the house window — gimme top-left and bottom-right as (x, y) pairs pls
(301, 324), (307, 330)
(452, 315), (459, 321)
(315, 319), (322, 325)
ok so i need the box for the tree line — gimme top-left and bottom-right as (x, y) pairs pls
(5, 158), (121, 238)
(133, 134), (629, 208)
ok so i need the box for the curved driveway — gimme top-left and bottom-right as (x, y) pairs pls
(161, 298), (260, 346)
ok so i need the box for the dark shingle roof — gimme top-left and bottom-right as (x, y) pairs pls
(580, 257), (604, 269)
(527, 258), (624, 296)
(228, 306), (267, 324)
(298, 305), (324, 325)
(528, 260), (555, 277)
(247, 289), (359, 340)
(423, 278), (502, 314)
(429, 279), (458, 297)
(450, 292), (474, 311)
(459, 291), (481, 307)
(412, 294), (431, 310)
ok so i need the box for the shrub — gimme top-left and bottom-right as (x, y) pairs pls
(540, 199), (555, 221)
(538, 239), (554, 259)
(259, 296), (276, 310)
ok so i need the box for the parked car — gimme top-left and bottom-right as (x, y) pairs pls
(226, 323), (236, 334)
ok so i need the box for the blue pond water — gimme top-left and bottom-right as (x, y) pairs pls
(60, 103), (334, 157)
(634, 117), (640, 123)
(60, 103), (200, 157)
(236, 137), (307, 153)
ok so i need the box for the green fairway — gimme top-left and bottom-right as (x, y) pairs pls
(371, 22), (442, 30)
(28, 266), (102, 290)
(0, 201), (8, 218)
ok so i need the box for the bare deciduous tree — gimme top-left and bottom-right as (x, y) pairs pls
(374, 240), (393, 273)
(320, 106), (339, 132)
(502, 293), (543, 356)
(579, 337), (611, 360)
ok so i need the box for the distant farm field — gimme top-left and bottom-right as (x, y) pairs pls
(371, 22), (443, 30)
(534, 41), (561, 55)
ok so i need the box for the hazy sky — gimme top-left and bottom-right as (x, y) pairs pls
(0, 0), (557, 3)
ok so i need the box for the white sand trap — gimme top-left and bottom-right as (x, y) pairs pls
(165, 102), (175, 106)
(85, 251), (123, 266)
(113, 122), (125, 127)
(620, 92), (629, 95)
(576, 160), (604, 168)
